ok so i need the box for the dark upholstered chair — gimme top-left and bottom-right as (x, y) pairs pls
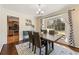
(28, 31), (34, 51)
(49, 30), (55, 35)
(33, 32), (46, 55)
(41, 30), (47, 34)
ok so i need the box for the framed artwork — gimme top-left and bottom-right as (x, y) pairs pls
(25, 19), (32, 26)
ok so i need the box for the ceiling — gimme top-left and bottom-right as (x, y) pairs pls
(1, 4), (69, 16)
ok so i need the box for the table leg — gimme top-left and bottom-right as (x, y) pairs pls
(45, 40), (48, 55)
(52, 42), (54, 50)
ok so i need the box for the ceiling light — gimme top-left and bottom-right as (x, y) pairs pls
(36, 4), (44, 15)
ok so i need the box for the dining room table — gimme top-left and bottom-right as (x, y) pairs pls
(40, 33), (65, 55)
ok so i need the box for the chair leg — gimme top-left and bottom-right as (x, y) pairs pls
(39, 48), (41, 55)
(29, 43), (31, 48)
(52, 42), (54, 50)
(32, 40), (34, 51)
(49, 42), (50, 50)
(34, 46), (36, 54)
(32, 44), (34, 51)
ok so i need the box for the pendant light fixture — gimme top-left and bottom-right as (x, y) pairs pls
(36, 4), (44, 15)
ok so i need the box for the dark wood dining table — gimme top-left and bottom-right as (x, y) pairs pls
(40, 33), (65, 55)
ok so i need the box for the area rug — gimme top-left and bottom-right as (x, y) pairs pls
(16, 42), (35, 55)
(50, 43), (79, 55)
(16, 42), (45, 55)
(16, 42), (79, 55)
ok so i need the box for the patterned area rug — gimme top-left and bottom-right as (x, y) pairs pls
(16, 42), (34, 55)
(16, 42), (45, 55)
(50, 43), (79, 55)
(16, 42), (79, 55)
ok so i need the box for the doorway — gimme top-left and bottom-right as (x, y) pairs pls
(7, 16), (19, 44)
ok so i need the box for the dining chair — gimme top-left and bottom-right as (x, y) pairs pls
(41, 30), (47, 34)
(28, 31), (34, 51)
(49, 30), (55, 35)
(33, 32), (46, 55)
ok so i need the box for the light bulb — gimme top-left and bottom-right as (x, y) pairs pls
(41, 11), (44, 14)
(38, 8), (41, 11)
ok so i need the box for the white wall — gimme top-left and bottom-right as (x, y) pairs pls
(0, 6), (3, 51)
(0, 6), (35, 44)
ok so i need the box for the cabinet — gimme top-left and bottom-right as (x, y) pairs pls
(7, 16), (19, 44)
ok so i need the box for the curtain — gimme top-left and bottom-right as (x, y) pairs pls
(68, 10), (75, 47)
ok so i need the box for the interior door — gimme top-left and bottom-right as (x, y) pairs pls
(7, 16), (19, 44)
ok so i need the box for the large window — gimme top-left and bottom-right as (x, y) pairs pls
(41, 17), (65, 31)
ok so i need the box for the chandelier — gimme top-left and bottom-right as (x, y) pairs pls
(36, 4), (44, 15)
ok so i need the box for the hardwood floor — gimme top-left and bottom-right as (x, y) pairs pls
(1, 44), (18, 55)
(0, 40), (28, 55)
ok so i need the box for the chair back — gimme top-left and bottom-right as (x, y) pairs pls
(28, 31), (33, 43)
(41, 30), (47, 34)
(49, 30), (55, 35)
(33, 32), (41, 47)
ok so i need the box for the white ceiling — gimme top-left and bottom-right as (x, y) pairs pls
(1, 4), (69, 16)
